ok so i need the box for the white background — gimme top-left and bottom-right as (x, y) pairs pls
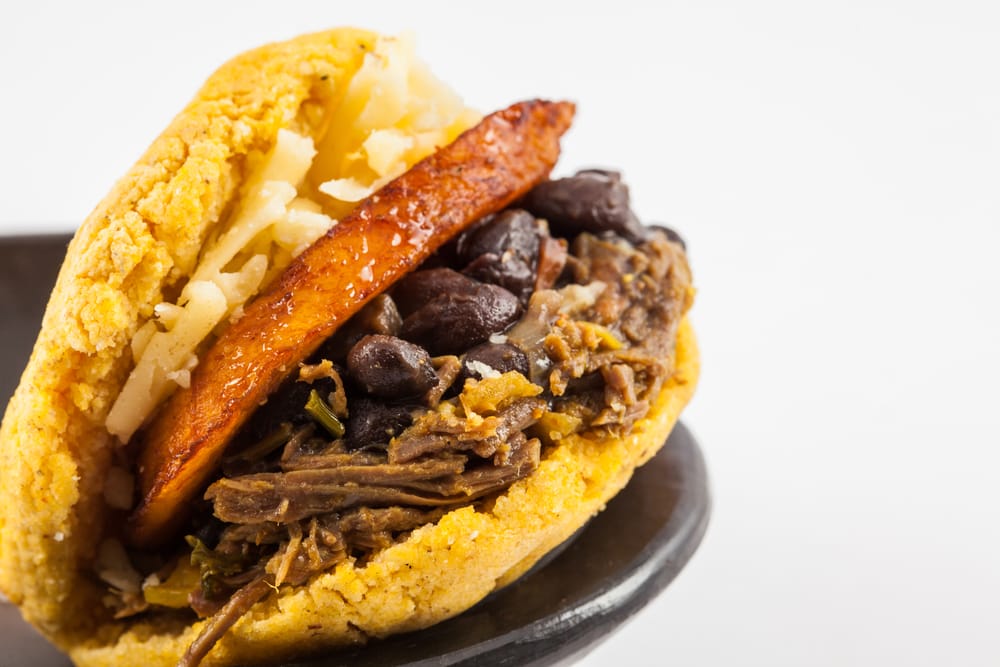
(2, 1), (999, 665)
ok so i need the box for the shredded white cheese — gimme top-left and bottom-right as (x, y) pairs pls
(467, 360), (502, 380)
(107, 280), (228, 440)
(95, 539), (143, 593)
(312, 33), (479, 217)
(105, 35), (478, 443)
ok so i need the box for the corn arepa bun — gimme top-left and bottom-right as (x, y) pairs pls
(0, 27), (699, 666)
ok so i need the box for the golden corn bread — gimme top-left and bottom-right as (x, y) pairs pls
(0, 26), (699, 667)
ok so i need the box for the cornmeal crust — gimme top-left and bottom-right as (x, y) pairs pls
(0, 26), (380, 639)
(0, 27), (699, 667)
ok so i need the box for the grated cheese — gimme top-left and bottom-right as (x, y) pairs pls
(105, 35), (478, 443)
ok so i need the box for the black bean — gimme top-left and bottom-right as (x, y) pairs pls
(400, 283), (522, 355)
(344, 398), (414, 450)
(314, 294), (404, 362)
(454, 210), (543, 303)
(357, 294), (403, 336)
(456, 209), (541, 265)
(647, 224), (687, 250)
(462, 252), (536, 303)
(347, 335), (439, 399)
(575, 168), (624, 181)
(522, 170), (647, 244)
(391, 268), (479, 318)
(456, 342), (531, 387)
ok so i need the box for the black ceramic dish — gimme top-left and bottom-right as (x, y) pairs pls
(0, 234), (710, 666)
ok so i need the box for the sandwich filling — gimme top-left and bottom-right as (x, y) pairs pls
(104, 169), (692, 665)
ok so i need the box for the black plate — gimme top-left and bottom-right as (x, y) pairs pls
(0, 234), (710, 666)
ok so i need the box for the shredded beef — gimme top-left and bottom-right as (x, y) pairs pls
(540, 232), (691, 432)
(180, 577), (273, 667)
(206, 433), (540, 525)
(388, 396), (545, 463)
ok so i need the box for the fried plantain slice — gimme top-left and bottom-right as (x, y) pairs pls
(127, 99), (575, 548)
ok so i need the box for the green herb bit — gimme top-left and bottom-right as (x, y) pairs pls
(230, 422), (294, 463)
(185, 536), (245, 577)
(305, 388), (345, 438)
(185, 535), (249, 600)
